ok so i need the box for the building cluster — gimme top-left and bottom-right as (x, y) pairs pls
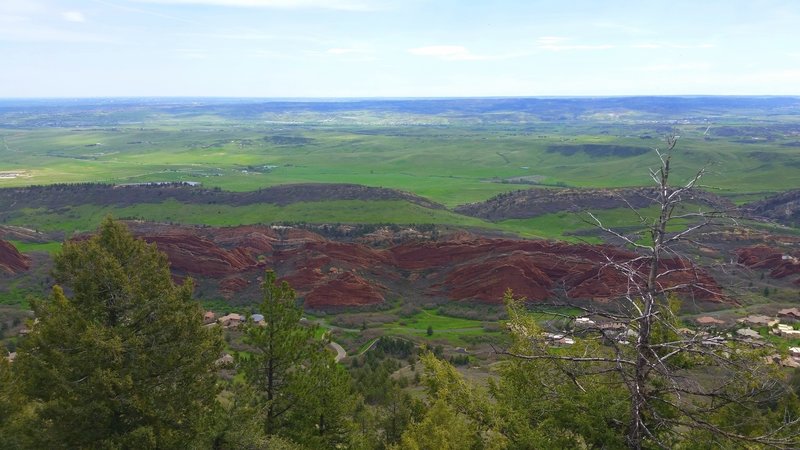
(695, 308), (800, 367)
(203, 311), (266, 328)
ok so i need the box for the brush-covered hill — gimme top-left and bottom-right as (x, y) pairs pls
(745, 189), (800, 227)
(454, 187), (733, 221)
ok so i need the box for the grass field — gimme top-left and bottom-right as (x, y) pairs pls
(2, 120), (799, 209)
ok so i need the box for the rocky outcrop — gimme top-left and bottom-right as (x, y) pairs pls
(455, 187), (733, 221)
(391, 238), (724, 304)
(745, 189), (800, 227)
(0, 239), (30, 274)
(304, 272), (385, 308)
(93, 222), (727, 308)
(140, 234), (258, 277)
(737, 245), (800, 284)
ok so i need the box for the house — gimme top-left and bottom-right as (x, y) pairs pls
(203, 311), (216, 324)
(599, 322), (626, 332)
(555, 337), (575, 346)
(217, 313), (242, 328)
(737, 315), (778, 328)
(778, 308), (800, 323)
(575, 317), (596, 327)
(777, 324), (800, 339)
(789, 347), (800, 358)
(695, 316), (725, 327)
(215, 353), (234, 366)
(736, 328), (762, 340)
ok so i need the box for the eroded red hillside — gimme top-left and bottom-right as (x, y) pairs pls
(737, 245), (800, 284)
(111, 222), (726, 307)
(0, 239), (30, 274)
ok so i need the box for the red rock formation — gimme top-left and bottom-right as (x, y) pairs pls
(107, 222), (726, 308)
(392, 238), (723, 303)
(737, 245), (800, 282)
(437, 252), (553, 303)
(140, 234), (257, 277)
(304, 272), (385, 308)
(0, 239), (30, 274)
(219, 277), (249, 295)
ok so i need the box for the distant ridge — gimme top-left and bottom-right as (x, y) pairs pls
(0, 183), (445, 211)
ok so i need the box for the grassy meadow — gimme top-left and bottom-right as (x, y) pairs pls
(2, 120), (799, 208)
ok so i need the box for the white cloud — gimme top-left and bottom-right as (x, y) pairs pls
(131, 0), (384, 11)
(536, 36), (613, 51)
(174, 48), (207, 59)
(638, 62), (712, 72)
(327, 48), (361, 55)
(62, 11), (86, 22)
(408, 45), (490, 61)
(631, 42), (715, 49)
(177, 31), (325, 44)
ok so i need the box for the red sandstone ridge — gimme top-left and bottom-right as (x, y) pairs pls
(0, 239), (30, 274)
(391, 238), (725, 304)
(737, 245), (800, 284)
(304, 272), (385, 308)
(434, 252), (553, 303)
(105, 222), (726, 308)
(141, 234), (258, 277)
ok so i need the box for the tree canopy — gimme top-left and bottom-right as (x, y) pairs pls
(13, 217), (223, 449)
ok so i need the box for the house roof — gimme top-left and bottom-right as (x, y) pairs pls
(696, 316), (725, 326)
(736, 328), (762, 339)
(778, 308), (800, 317)
(737, 315), (776, 326)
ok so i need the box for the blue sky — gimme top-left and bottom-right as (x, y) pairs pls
(1, 0), (799, 97)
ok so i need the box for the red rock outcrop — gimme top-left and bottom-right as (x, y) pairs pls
(106, 222), (726, 308)
(436, 252), (553, 303)
(141, 234), (257, 277)
(392, 238), (724, 303)
(304, 272), (385, 308)
(219, 277), (249, 295)
(737, 245), (800, 283)
(0, 239), (30, 274)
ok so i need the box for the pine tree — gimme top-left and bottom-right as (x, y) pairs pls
(240, 271), (357, 447)
(14, 217), (223, 449)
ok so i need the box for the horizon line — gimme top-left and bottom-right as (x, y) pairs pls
(2, 94), (800, 102)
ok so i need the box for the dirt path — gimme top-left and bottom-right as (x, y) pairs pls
(329, 341), (347, 363)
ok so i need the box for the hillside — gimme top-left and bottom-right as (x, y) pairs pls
(0, 183), (444, 211)
(52, 221), (728, 309)
(0, 239), (29, 274)
(745, 189), (800, 227)
(455, 187), (734, 221)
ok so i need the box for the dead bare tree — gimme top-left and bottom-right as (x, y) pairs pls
(499, 136), (800, 449)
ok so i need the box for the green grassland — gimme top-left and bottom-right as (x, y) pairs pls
(3, 112), (798, 246)
(2, 120), (799, 208)
(3, 199), (494, 235)
(2, 199), (702, 245)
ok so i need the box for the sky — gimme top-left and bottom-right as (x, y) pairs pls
(1, 0), (799, 97)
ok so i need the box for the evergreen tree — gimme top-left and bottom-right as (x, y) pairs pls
(14, 218), (223, 449)
(241, 271), (357, 447)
